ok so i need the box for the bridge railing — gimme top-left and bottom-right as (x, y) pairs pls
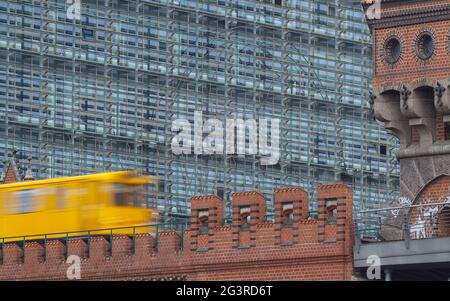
(0, 221), (190, 264)
(354, 201), (450, 249)
(0, 211), (320, 264)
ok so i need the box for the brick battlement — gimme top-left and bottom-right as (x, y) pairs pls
(0, 184), (353, 281)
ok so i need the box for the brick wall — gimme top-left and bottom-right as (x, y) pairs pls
(366, 0), (450, 86)
(436, 114), (446, 142)
(0, 184), (354, 281)
(372, 19), (450, 86)
(364, 0), (450, 200)
(363, 0), (450, 246)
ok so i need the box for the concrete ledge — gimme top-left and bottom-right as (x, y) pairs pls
(397, 143), (450, 159)
(354, 236), (450, 268)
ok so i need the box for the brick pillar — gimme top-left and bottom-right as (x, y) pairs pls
(231, 191), (266, 248)
(273, 187), (308, 245)
(190, 195), (224, 251)
(318, 184), (352, 244)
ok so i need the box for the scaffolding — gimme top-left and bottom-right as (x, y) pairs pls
(0, 0), (399, 219)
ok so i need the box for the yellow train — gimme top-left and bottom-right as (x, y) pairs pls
(0, 171), (157, 242)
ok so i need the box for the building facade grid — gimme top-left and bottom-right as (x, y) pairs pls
(0, 0), (398, 219)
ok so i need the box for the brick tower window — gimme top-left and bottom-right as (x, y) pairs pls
(416, 32), (435, 60)
(384, 37), (401, 64)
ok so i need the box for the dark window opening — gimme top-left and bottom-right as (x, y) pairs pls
(240, 206), (251, 230)
(81, 100), (88, 111)
(158, 180), (165, 193)
(198, 209), (209, 234)
(82, 28), (94, 40)
(274, 0), (282, 6)
(340, 173), (353, 184)
(328, 5), (336, 16)
(216, 187), (224, 200)
(380, 144), (387, 156)
(445, 123), (450, 140)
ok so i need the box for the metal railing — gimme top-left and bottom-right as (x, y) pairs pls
(0, 221), (189, 264)
(0, 211), (320, 264)
(354, 201), (450, 248)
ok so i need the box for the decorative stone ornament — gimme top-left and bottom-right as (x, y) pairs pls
(435, 82), (446, 109)
(400, 85), (411, 111)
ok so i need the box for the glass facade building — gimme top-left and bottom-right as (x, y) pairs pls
(0, 0), (399, 219)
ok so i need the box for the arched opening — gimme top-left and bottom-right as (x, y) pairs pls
(198, 209), (209, 234)
(325, 199), (337, 224)
(281, 202), (294, 226)
(409, 86), (436, 145)
(413, 86), (435, 111)
(239, 206), (251, 230)
(375, 90), (402, 123)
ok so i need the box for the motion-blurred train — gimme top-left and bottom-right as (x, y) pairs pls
(0, 171), (157, 241)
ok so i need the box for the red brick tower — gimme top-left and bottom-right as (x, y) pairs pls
(363, 0), (450, 239)
(363, 0), (450, 203)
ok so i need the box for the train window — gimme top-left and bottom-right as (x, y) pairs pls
(114, 184), (147, 208)
(114, 184), (133, 206)
(13, 190), (36, 214)
(55, 187), (67, 209)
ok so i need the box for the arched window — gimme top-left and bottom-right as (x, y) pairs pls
(240, 206), (251, 230)
(326, 200), (337, 224)
(198, 209), (209, 234)
(282, 202), (294, 226)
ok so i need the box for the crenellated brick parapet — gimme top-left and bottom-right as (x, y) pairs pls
(0, 184), (353, 281)
(273, 187), (308, 246)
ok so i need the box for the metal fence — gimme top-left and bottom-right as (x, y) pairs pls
(0, 221), (190, 264)
(0, 211), (321, 264)
(355, 201), (450, 246)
